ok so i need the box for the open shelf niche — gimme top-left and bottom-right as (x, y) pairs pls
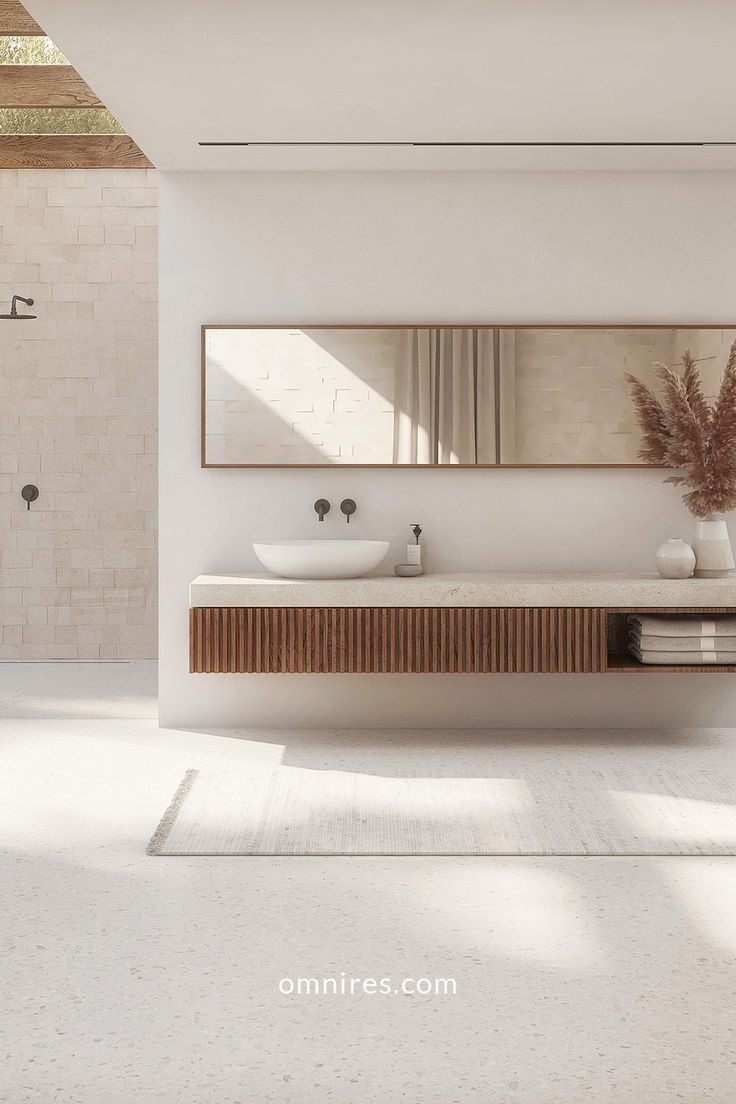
(606, 608), (736, 673)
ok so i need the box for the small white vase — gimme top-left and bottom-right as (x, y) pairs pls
(692, 515), (735, 578)
(656, 538), (696, 579)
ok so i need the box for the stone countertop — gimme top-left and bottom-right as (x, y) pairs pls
(189, 572), (736, 609)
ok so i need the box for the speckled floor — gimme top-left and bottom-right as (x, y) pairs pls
(2, 663), (736, 1103)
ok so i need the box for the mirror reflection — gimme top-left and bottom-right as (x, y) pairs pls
(202, 326), (735, 466)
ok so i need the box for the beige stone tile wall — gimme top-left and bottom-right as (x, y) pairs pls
(0, 168), (157, 659)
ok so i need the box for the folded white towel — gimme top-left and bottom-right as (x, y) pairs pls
(629, 615), (736, 638)
(628, 644), (736, 664)
(628, 631), (736, 652)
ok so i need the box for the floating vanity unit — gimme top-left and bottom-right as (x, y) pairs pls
(189, 573), (736, 674)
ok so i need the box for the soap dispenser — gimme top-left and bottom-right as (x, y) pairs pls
(394, 524), (424, 577)
(406, 524), (422, 567)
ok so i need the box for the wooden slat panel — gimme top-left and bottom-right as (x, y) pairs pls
(355, 608), (361, 671)
(573, 609), (581, 672)
(220, 607), (227, 671)
(248, 607), (257, 673)
(0, 133), (152, 168)
(236, 607), (244, 673)
(279, 607), (287, 671)
(592, 609), (602, 672)
(553, 608), (562, 672)
(213, 607), (221, 672)
(489, 607), (498, 672)
(273, 606), (281, 672)
(189, 606), (733, 675)
(216, 607), (223, 671)
(582, 608), (590, 672)
(405, 606), (413, 672)
(284, 607), (293, 672)
(0, 0), (43, 34)
(0, 65), (103, 107)
(564, 609), (573, 671)
(556, 608), (564, 670)
(230, 607), (237, 670)
(337, 607), (346, 673)
(202, 607), (211, 672)
(533, 607), (542, 672)
(511, 609), (519, 672)
(548, 607), (557, 671)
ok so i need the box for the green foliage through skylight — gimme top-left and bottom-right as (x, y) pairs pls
(0, 108), (124, 135)
(0, 36), (68, 64)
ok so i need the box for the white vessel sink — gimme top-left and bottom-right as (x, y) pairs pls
(253, 539), (390, 580)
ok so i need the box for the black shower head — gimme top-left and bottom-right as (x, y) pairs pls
(0, 294), (36, 319)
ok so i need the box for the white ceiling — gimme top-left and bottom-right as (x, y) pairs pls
(24, 0), (736, 170)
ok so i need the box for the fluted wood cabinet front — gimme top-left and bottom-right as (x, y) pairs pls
(189, 607), (607, 674)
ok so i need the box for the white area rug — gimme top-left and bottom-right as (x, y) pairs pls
(148, 765), (736, 855)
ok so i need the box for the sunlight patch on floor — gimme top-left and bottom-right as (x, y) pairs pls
(610, 790), (736, 845)
(408, 864), (611, 972)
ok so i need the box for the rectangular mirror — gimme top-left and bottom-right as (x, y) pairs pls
(201, 325), (735, 467)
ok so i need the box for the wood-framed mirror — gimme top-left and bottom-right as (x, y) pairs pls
(201, 324), (735, 468)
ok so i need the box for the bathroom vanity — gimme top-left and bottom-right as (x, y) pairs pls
(189, 573), (736, 674)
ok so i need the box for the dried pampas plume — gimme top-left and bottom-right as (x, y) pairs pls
(626, 338), (736, 518)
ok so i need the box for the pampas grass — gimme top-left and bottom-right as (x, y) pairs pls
(626, 339), (736, 518)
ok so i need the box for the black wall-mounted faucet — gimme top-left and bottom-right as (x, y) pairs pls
(314, 498), (330, 522)
(21, 484), (39, 510)
(340, 499), (356, 524)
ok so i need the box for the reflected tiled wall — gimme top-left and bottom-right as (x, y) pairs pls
(205, 327), (398, 464)
(511, 328), (675, 463)
(0, 168), (157, 659)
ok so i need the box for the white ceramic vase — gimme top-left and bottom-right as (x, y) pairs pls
(655, 538), (696, 580)
(692, 516), (735, 578)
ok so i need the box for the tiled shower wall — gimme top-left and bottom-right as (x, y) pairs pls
(0, 168), (157, 659)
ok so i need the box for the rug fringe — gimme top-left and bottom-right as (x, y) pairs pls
(146, 769), (198, 856)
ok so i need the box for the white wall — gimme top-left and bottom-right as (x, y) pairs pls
(32, 0), (736, 170)
(159, 171), (736, 728)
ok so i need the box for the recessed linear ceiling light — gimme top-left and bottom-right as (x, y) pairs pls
(198, 141), (736, 147)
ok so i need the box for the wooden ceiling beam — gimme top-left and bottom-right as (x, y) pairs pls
(0, 133), (152, 167)
(0, 0), (44, 35)
(0, 65), (103, 106)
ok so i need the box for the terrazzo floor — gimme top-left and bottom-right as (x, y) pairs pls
(2, 662), (736, 1103)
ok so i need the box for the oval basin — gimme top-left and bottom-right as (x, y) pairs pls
(253, 539), (390, 580)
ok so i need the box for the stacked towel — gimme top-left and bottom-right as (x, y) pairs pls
(628, 615), (736, 665)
